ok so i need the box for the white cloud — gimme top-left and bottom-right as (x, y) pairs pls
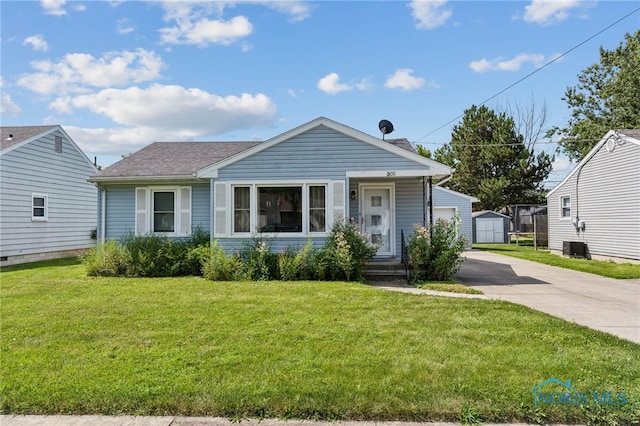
(160, 15), (253, 46)
(409, 0), (452, 30)
(57, 85), (277, 155)
(385, 69), (425, 91)
(469, 53), (546, 72)
(260, 1), (313, 22)
(73, 3), (86, 12)
(51, 83), (277, 132)
(552, 157), (572, 172)
(17, 49), (164, 95)
(23, 34), (49, 51)
(41, 0), (66, 16)
(1, 93), (22, 115)
(317, 73), (353, 95)
(116, 18), (135, 35)
(523, 0), (582, 25)
(159, 3), (253, 47)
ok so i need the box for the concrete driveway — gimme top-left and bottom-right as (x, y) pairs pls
(455, 250), (640, 344)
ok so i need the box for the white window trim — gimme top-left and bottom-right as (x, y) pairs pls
(135, 186), (192, 237)
(224, 180), (334, 238)
(32, 193), (48, 221)
(560, 195), (571, 220)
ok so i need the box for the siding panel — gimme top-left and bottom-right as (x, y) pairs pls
(548, 139), (640, 260)
(0, 129), (97, 259)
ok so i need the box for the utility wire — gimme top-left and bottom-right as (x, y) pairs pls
(414, 7), (640, 143)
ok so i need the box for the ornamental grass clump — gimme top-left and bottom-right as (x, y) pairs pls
(408, 214), (467, 282)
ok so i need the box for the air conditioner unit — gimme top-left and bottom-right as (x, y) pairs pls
(563, 241), (586, 259)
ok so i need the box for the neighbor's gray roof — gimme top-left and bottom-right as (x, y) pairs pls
(620, 129), (640, 140)
(385, 138), (415, 152)
(1, 125), (59, 152)
(91, 141), (261, 179)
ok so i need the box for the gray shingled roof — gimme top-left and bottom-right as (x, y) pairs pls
(386, 138), (415, 152)
(1, 125), (59, 152)
(91, 141), (261, 179)
(620, 129), (640, 140)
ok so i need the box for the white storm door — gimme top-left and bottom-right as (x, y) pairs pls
(360, 185), (394, 256)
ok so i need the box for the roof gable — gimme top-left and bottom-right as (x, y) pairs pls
(0, 125), (97, 172)
(547, 129), (640, 197)
(1, 125), (59, 153)
(197, 117), (451, 178)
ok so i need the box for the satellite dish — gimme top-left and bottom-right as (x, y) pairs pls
(378, 119), (394, 140)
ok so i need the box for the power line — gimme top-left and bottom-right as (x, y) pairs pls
(414, 7), (640, 143)
(412, 138), (601, 148)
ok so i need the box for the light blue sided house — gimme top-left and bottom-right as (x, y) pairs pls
(89, 117), (475, 258)
(0, 125), (98, 266)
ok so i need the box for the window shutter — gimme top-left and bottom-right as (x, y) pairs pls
(135, 187), (149, 235)
(179, 187), (192, 236)
(331, 180), (345, 226)
(214, 182), (227, 237)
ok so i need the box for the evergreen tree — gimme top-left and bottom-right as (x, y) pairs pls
(427, 105), (553, 212)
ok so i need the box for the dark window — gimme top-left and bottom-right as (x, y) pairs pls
(258, 187), (302, 232)
(234, 186), (251, 233)
(153, 191), (175, 232)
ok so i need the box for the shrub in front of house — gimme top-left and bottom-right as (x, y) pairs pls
(408, 215), (467, 283)
(83, 229), (210, 278)
(202, 241), (242, 281)
(84, 240), (132, 277)
(314, 220), (377, 281)
(238, 236), (279, 281)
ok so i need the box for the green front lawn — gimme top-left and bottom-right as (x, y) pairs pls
(474, 244), (640, 279)
(1, 260), (639, 424)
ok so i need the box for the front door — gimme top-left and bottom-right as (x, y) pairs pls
(360, 184), (394, 256)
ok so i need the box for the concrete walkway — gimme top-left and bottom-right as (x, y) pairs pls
(455, 250), (640, 344)
(0, 416), (563, 426)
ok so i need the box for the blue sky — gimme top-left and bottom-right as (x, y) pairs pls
(1, 1), (638, 186)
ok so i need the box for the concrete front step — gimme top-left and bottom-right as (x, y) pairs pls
(362, 261), (408, 283)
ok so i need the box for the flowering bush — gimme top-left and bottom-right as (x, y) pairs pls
(316, 219), (377, 281)
(408, 214), (467, 282)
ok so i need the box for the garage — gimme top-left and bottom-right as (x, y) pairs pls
(472, 210), (510, 244)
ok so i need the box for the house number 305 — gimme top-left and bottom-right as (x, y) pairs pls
(386, 171), (396, 177)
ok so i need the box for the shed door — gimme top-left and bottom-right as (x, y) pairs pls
(476, 218), (504, 243)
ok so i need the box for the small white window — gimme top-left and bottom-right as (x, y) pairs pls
(560, 196), (571, 219)
(135, 186), (191, 236)
(32, 194), (48, 221)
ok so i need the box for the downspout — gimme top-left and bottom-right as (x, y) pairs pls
(210, 178), (215, 245)
(428, 176), (434, 239)
(422, 176), (426, 226)
(100, 186), (106, 243)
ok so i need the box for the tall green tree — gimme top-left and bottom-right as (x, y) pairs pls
(549, 30), (640, 162)
(427, 105), (553, 213)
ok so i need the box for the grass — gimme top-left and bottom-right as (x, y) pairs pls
(1, 260), (639, 424)
(416, 282), (484, 295)
(474, 244), (640, 279)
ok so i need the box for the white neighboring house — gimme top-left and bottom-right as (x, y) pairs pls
(547, 129), (640, 262)
(0, 126), (98, 266)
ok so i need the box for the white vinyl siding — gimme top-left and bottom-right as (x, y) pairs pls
(0, 128), (97, 261)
